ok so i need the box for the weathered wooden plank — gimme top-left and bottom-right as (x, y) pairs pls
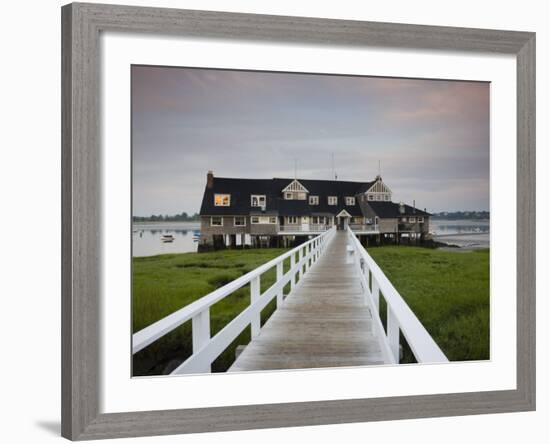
(229, 232), (383, 372)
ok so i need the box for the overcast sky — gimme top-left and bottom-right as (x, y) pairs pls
(132, 65), (489, 216)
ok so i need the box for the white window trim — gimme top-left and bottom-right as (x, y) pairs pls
(409, 217), (416, 223)
(210, 216), (223, 226)
(418, 217), (425, 222)
(251, 216), (278, 224)
(233, 216), (246, 226)
(214, 193), (231, 207)
(250, 194), (266, 207)
(345, 196), (356, 206)
(328, 196), (338, 205)
(284, 192), (293, 200)
(309, 195), (319, 205)
(286, 216), (298, 224)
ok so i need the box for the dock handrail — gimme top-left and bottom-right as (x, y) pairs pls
(133, 227), (336, 374)
(346, 226), (448, 364)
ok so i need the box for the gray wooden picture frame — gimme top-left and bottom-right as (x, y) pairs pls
(61, 2), (536, 440)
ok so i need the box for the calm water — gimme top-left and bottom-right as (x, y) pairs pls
(431, 219), (490, 249)
(132, 222), (200, 257)
(132, 219), (490, 257)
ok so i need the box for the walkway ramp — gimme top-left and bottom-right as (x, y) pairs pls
(229, 232), (384, 372)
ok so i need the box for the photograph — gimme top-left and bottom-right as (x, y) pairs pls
(131, 65), (490, 377)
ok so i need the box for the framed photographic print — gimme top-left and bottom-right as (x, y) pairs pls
(61, 2), (535, 440)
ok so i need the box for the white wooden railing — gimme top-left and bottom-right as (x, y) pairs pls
(278, 224), (331, 232)
(133, 227), (336, 374)
(346, 226), (448, 364)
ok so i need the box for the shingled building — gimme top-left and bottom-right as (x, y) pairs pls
(198, 171), (430, 249)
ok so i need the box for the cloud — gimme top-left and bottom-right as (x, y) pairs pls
(132, 66), (489, 215)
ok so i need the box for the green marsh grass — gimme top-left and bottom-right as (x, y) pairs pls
(132, 245), (489, 375)
(132, 248), (288, 375)
(368, 246), (490, 362)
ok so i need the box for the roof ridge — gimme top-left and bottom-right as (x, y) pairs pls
(214, 176), (374, 184)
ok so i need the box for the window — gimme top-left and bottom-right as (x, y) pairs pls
(376, 194), (382, 201)
(251, 216), (277, 224)
(409, 217), (416, 223)
(345, 196), (356, 206)
(401, 217), (407, 223)
(214, 194), (230, 206)
(250, 195), (266, 207)
(384, 195), (390, 201)
(286, 216), (298, 224)
(418, 217), (424, 223)
(309, 195), (319, 205)
(328, 196), (337, 205)
(285, 192), (306, 200)
(311, 216), (318, 224)
(351, 217), (363, 224)
(234, 216), (246, 226)
(368, 194), (374, 201)
(210, 216), (223, 226)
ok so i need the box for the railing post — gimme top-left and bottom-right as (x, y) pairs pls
(372, 278), (380, 312)
(192, 308), (211, 372)
(305, 243), (310, 273)
(298, 246), (304, 280)
(290, 252), (296, 290)
(316, 238), (320, 261)
(276, 261), (284, 307)
(387, 306), (400, 363)
(250, 275), (261, 337)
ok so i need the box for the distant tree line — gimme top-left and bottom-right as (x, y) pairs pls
(133, 212), (200, 222)
(431, 211), (490, 220)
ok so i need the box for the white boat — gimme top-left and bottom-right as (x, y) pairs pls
(161, 234), (175, 242)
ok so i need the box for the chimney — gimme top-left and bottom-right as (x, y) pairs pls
(413, 200), (416, 213)
(206, 170), (214, 189)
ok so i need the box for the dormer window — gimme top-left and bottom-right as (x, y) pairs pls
(214, 194), (230, 206)
(368, 194), (374, 201)
(282, 180), (308, 200)
(251, 195), (266, 207)
(345, 196), (355, 206)
(328, 196), (337, 205)
(309, 195), (319, 205)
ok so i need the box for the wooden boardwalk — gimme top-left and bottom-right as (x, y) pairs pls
(229, 231), (384, 372)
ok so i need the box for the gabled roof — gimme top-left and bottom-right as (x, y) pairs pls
(198, 175), (429, 219)
(365, 178), (392, 194)
(282, 179), (309, 193)
(336, 209), (352, 217)
(199, 176), (374, 217)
